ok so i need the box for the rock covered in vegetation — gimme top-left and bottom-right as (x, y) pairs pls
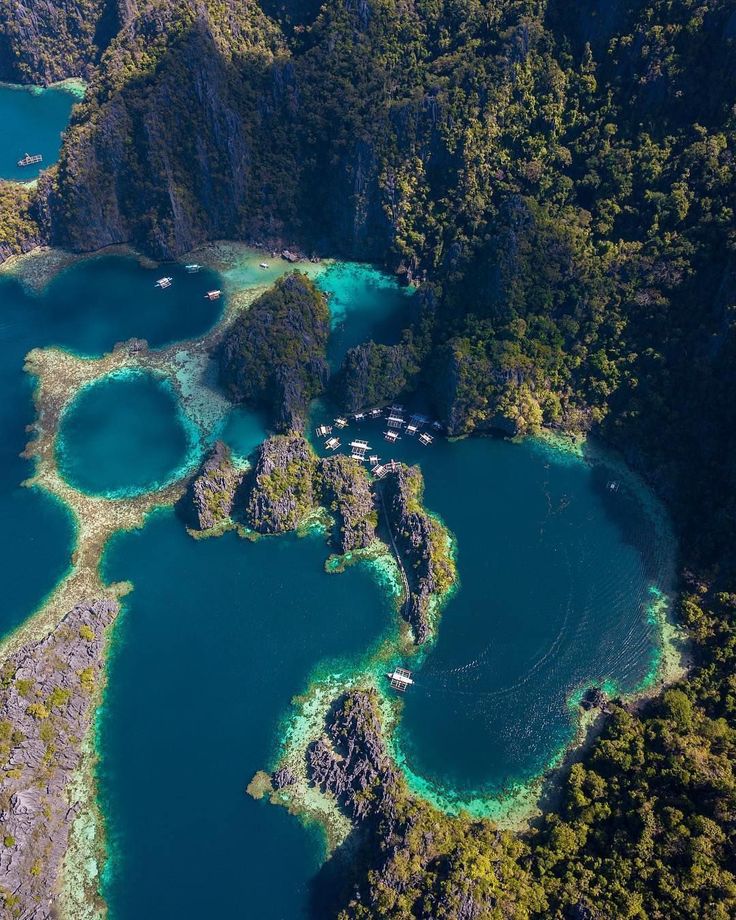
(188, 441), (244, 532)
(245, 433), (316, 533)
(220, 273), (329, 432)
(379, 464), (456, 643)
(0, 599), (116, 919)
(308, 689), (399, 823)
(337, 341), (419, 414)
(309, 689), (545, 918)
(0, 0), (120, 83)
(317, 455), (377, 553)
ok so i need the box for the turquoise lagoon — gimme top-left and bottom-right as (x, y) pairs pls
(311, 414), (675, 810)
(56, 370), (198, 498)
(316, 261), (415, 366)
(99, 515), (393, 919)
(0, 247), (675, 916)
(0, 255), (222, 636)
(0, 81), (82, 181)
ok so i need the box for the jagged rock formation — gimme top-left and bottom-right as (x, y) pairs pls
(220, 273), (329, 432)
(0, 0), (123, 83)
(0, 599), (116, 919)
(187, 441), (244, 532)
(379, 464), (455, 643)
(317, 455), (376, 553)
(308, 689), (399, 823)
(51, 0), (293, 256)
(245, 433), (316, 533)
(307, 689), (544, 918)
(338, 341), (418, 415)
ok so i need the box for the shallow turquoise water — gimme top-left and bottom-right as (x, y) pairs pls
(99, 515), (392, 920)
(315, 262), (415, 367)
(0, 254), (223, 635)
(56, 371), (198, 498)
(0, 248), (674, 913)
(0, 82), (81, 180)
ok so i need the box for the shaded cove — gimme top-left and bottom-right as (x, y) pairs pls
(0, 81), (82, 181)
(0, 255), (223, 636)
(98, 514), (393, 920)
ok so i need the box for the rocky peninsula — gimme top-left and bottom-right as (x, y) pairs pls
(379, 464), (456, 643)
(0, 599), (116, 919)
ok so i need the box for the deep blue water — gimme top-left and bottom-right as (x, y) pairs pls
(0, 255), (222, 635)
(99, 515), (391, 920)
(0, 82), (82, 180)
(311, 414), (674, 805)
(56, 371), (197, 498)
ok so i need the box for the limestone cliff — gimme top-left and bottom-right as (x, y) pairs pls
(245, 433), (316, 533)
(220, 273), (329, 433)
(186, 441), (244, 533)
(0, 599), (116, 919)
(378, 464), (455, 643)
(308, 689), (399, 823)
(316, 455), (376, 553)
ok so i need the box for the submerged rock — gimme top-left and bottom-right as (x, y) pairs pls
(378, 464), (456, 643)
(0, 599), (117, 919)
(245, 433), (317, 533)
(317, 455), (377, 553)
(188, 441), (244, 532)
(220, 273), (329, 432)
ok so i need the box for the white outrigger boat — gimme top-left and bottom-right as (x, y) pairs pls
(259, 262), (270, 269)
(155, 276), (173, 289)
(185, 263), (201, 273)
(205, 289), (222, 300)
(387, 667), (414, 692)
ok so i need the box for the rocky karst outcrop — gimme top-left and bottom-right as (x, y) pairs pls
(308, 689), (399, 823)
(317, 455), (377, 553)
(0, 0), (122, 83)
(186, 441), (244, 533)
(0, 599), (116, 919)
(378, 464), (456, 643)
(220, 273), (330, 432)
(337, 341), (418, 415)
(245, 433), (317, 533)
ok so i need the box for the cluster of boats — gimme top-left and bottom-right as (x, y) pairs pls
(314, 405), (442, 474)
(153, 265), (221, 300)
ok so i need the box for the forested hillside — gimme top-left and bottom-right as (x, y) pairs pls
(1, 0), (735, 917)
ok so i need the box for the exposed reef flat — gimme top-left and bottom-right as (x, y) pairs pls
(0, 599), (116, 920)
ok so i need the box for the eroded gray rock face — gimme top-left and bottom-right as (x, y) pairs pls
(189, 441), (244, 532)
(245, 433), (317, 534)
(0, 599), (117, 919)
(379, 464), (455, 643)
(308, 690), (398, 823)
(317, 455), (376, 553)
